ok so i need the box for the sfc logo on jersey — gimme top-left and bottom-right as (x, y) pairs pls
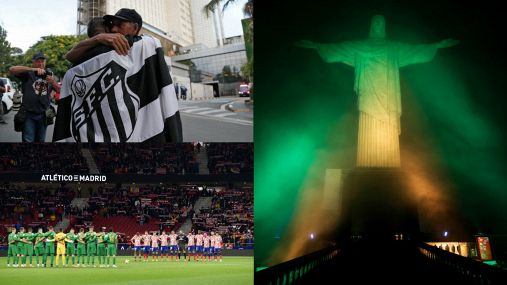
(69, 61), (140, 142)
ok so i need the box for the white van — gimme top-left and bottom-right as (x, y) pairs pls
(238, 84), (250, 97)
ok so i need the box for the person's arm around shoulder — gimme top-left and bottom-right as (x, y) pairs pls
(65, 33), (131, 64)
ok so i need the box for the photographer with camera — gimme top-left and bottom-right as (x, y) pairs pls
(9, 52), (60, 142)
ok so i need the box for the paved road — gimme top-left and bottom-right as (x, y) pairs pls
(0, 97), (253, 142)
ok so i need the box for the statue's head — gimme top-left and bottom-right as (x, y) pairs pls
(369, 15), (386, 38)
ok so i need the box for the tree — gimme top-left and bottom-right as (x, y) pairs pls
(222, 65), (232, 76)
(241, 58), (253, 81)
(203, 0), (253, 17)
(10, 47), (23, 56)
(21, 35), (86, 78)
(0, 25), (13, 77)
(189, 62), (203, 83)
(215, 65), (243, 83)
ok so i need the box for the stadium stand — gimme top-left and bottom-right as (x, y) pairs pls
(0, 143), (253, 175)
(0, 144), (89, 173)
(207, 143), (254, 174)
(0, 183), (253, 249)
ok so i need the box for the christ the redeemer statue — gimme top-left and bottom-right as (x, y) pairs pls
(296, 15), (458, 167)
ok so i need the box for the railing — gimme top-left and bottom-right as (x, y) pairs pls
(418, 242), (507, 284)
(255, 246), (340, 285)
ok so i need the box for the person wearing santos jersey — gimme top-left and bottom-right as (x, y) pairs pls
(130, 232), (143, 262)
(53, 8), (182, 143)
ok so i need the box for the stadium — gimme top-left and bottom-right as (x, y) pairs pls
(0, 143), (253, 285)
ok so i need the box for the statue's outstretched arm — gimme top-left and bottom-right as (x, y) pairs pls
(295, 40), (356, 66)
(437, 38), (460, 49)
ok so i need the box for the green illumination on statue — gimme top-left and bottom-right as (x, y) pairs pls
(295, 15), (459, 167)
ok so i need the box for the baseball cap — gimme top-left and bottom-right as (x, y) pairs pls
(32, 52), (46, 60)
(103, 8), (142, 28)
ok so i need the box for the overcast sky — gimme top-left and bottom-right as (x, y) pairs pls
(0, 0), (248, 52)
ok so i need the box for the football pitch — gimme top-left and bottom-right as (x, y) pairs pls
(0, 256), (253, 285)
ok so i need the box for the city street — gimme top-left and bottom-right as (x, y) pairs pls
(0, 97), (253, 142)
(179, 96), (253, 142)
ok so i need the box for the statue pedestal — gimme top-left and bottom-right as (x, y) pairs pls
(339, 168), (419, 241)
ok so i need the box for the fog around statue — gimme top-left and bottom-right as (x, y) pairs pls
(295, 15), (459, 167)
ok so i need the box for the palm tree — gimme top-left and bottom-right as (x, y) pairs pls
(204, 0), (254, 99)
(203, 0), (253, 17)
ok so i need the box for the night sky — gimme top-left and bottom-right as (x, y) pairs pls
(254, 0), (507, 267)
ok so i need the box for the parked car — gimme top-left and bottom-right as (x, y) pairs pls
(0, 77), (14, 113)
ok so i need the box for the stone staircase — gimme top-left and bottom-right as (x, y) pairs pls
(81, 148), (99, 174)
(195, 146), (209, 174)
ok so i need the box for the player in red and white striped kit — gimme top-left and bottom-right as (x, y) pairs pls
(150, 232), (160, 261)
(195, 231), (204, 262)
(168, 231), (178, 261)
(202, 233), (210, 263)
(208, 232), (216, 262)
(159, 231), (169, 261)
(213, 232), (223, 262)
(186, 232), (195, 261)
(130, 232), (143, 262)
(142, 231), (151, 262)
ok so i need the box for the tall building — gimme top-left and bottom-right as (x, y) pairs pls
(190, 0), (225, 48)
(77, 0), (230, 49)
(76, 0), (107, 35)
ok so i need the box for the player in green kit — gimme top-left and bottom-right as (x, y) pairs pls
(76, 228), (87, 267)
(23, 227), (36, 267)
(97, 227), (107, 267)
(85, 226), (97, 267)
(16, 227), (26, 267)
(43, 226), (56, 267)
(34, 228), (45, 267)
(65, 228), (78, 267)
(106, 227), (118, 268)
(7, 227), (19, 267)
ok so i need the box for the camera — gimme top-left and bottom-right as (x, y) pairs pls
(35, 68), (53, 79)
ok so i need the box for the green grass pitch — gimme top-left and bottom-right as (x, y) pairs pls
(0, 256), (253, 285)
